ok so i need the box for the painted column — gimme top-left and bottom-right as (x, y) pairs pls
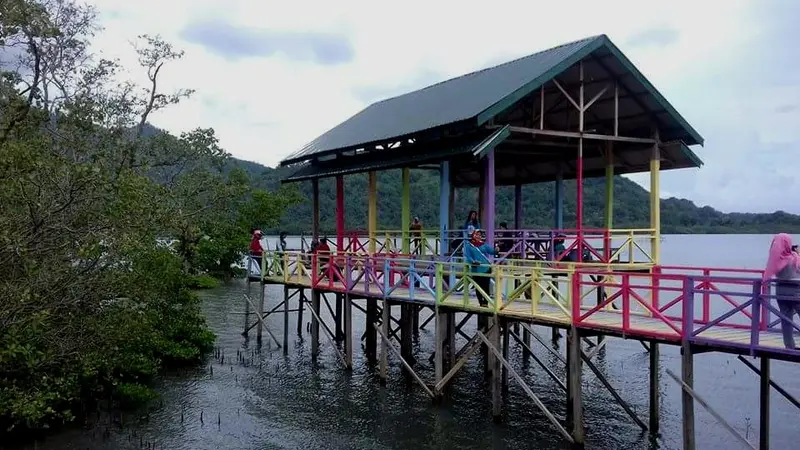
(482, 149), (495, 245)
(368, 171), (378, 254)
(514, 184), (523, 229)
(401, 167), (411, 254)
(439, 162), (450, 257)
(650, 139), (661, 264)
(576, 61), (585, 259)
(554, 171), (564, 229)
(312, 179), (320, 240)
(605, 143), (614, 262)
(336, 175), (345, 251)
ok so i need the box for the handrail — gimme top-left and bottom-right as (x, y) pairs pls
(251, 249), (800, 357)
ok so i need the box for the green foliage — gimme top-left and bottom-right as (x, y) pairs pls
(0, 0), (296, 434)
(186, 273), (221, 289)
(242, 163), (800, 235)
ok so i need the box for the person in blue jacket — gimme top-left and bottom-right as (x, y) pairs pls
(464, 229), (497, 307)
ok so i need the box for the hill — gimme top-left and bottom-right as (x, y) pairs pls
(230, 159), (800, 235)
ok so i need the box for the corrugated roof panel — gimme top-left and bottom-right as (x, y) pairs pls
(282, 36), (601, 164)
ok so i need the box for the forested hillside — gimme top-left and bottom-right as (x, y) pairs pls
(231, 159), (800, 234)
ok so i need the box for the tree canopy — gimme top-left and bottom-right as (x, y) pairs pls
(0, 0), (296, 433)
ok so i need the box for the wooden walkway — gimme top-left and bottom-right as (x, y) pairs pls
(264, 273), (795, 359)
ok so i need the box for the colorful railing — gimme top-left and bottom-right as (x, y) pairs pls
(253, 250), (798, 358)
(328, 228), (656, 266)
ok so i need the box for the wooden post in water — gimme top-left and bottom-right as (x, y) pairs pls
(400, 304), (413, 362)
(434, 305), (447, 398)
(490, 316), (502, 422)
(501, 319), (510, 395)
(311, 290), (321, 357)
(335, 293), (344, 342)
(283, 285), (289, 352)
(682, 343), (695, 450)
(649, 341), (660, 434)
(296, 289), (305, 336)
(344, 293), (353, 369)
(380, 299), (390, 383)
(446, 312), (456, 368)
(365, 299), (378, 362)
(244, 282), (252, 335)
(760, 357), (770, 450)
(567, 327), (584, 444)
(257, 283), (266, 341)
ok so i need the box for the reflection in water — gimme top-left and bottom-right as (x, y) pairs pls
(8, 235), (800, 450)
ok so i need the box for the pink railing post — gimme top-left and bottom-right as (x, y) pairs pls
(622, 273), (631, 332)
(603, 229), (611, 263)
(652, 266), (661, 310)
(571, 271), (581, 323)
(702, 269), (711, 323)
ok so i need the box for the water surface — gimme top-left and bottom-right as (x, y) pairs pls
(9, 234), (800, 450)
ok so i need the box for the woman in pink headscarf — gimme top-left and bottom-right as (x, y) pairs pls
(764, 233), (800, 349)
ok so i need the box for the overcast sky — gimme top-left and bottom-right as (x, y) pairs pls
(88, 0), (800, 214)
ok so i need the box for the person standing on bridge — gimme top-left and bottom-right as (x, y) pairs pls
(249, 229), (265, 272)
(764, 233), (800, 349)
(464, 229), (497, 308)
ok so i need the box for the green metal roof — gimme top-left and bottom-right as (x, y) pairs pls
(282, 127), (510, 183)
(280, 34), (703, 167)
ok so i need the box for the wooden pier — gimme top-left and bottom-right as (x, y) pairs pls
(243, 34), (800, 448)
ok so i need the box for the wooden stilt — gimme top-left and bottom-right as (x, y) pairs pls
(311, 290), (321, 357)
(257, 283), (265, 341)
(446, 312), (456, 368)
(380, 299), (390, 383)
(760, 357), (770, 450)
(243, 283), (251, 335)
(335, 293), (343, 342)
(400, 304), (413, 362)
(296, 289), (305, 336)
(434, 306), (446, 397)
(282, 285), (289, 352)
(412, 305), (420, 338)
(366, 299), (378, 362)
(501, 319), (510, 395)
(681, 343), (695, 450)
(344, 293), (353, 369)
(650, 341), (660, 434)
(490, 317), (502, 422)
(567, 327), (584, 444)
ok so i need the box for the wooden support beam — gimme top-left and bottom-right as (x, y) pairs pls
(243, 294), (282, 348)
(567, 328), (584, 444)
(283, 285), (289, 352)
(296, 289), (305, 336)
(737, 355), (800, 410)
(681, 343), (696, 450)
(477, 331), (574, 443)
(509, 330), (566, 391)
(344, 294), (353, 369)
(257, 284), (265, 341)
(667, 368), (756, 450)
(380, 300), (389, 383)
(365, 299), (378, 361)
(650, 341), (660, 434)
(304, 295), (347, 367)
(491, 318), (502, 421)
(311, 290), (321, 357)
(760, 357), (770, 450)
(374, 323), (435, 398)
(581, 347), (648, 431)
(498, 125), (657, 144)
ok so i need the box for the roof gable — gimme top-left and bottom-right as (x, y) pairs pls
(281, 35), (601, 165)
(280, 34), (703, 166)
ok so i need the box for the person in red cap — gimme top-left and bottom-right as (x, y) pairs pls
(250, 229), (264, 269)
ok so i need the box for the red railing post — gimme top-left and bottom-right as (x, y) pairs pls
(603, 229), (611, 263)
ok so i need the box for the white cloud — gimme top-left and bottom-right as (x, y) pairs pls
(86, 0), (800, 213)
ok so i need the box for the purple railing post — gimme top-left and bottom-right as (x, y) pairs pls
(409, 258), (416, 300)
(750, 280), (762, 353)
(682, 276), (695, 341)
(345, 254), (352, 290)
